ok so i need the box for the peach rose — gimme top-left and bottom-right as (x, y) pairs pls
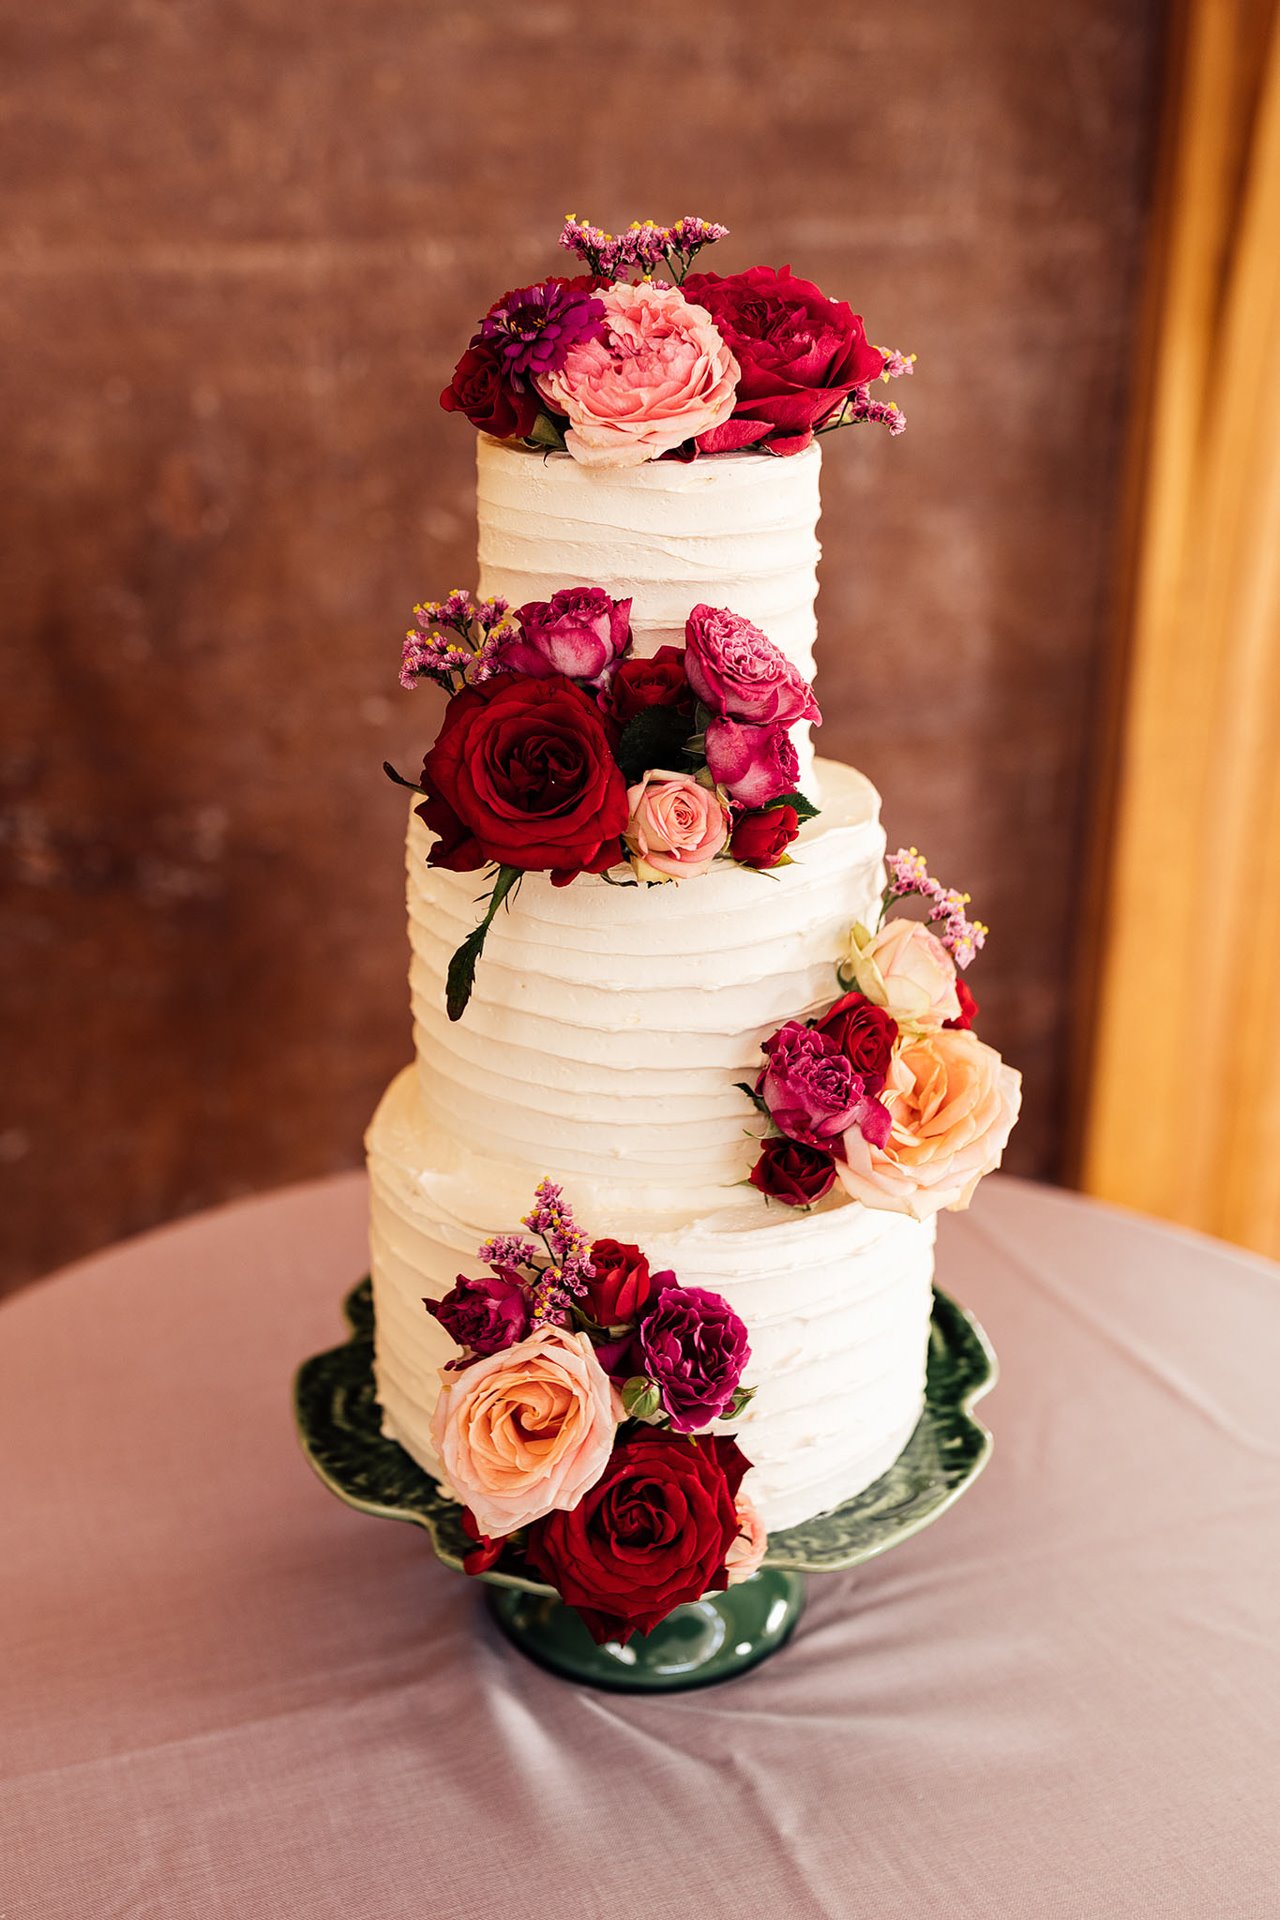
(430, 1324), (619, 1538)
(836, 1026), (1022, 1220)
(624, 769), (730, 882)
(725, 1490), (768, 1584)
(537, 280), (739, 468)
(841, 917), (961, 1028)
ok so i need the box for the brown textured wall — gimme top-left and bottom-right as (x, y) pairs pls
(0, 1), (1162, 1292)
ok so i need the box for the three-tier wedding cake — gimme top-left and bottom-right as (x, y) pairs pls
(365, 217), (1019, 1644)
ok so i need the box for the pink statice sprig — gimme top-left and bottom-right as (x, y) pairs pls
(399, 590), (515, 695)
(559, 214), (729, 286)
(882, 847), (988, 968)
(817, 346), (914, 438)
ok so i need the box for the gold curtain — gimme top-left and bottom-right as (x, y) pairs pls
(1075, 0), (1280, 1254)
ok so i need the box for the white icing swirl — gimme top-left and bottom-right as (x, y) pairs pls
(475, 435), (823, 789)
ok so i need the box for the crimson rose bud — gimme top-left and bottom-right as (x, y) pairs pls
(944, 977), (979, 1031)
(813, 991), (898, 1094)
(749, 1137), (838, 1206)
(525, 1429), (750, 1644)
(424, 1267), (530, 1358)
(440, 337), (540, 441)
(582, 1238), (656, 1326)
(731, 805), (801, 869)
(459, 1507), (507, 1576)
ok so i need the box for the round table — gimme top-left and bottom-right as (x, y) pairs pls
(5, 1175), (1278, 1919)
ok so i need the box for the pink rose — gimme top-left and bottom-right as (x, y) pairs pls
(757, 1019), (877, 1149)
(536, 281), (739, 468)
(842, 918), (962, 1028)
(499, 587), (633, 685)
(684, 605), (821, 727)
(725, 1490), (768, 1584)
(429, 1324), (619, 1537)
(836, 1027), (1022, 1220)
(704, 716), (799, 807)
(625, 770), (730, 882)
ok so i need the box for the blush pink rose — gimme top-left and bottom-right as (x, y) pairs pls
(536, 280), (739, 468)
(835, 1027), (1022, 1220)
(429, 1324), (619, 1538)
(725, 1490), (768, 1584)
(842, 918), (962, 1028)
(625, 770), (730, 882)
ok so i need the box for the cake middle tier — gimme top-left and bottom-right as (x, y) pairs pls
(408, 758), (884, 1210)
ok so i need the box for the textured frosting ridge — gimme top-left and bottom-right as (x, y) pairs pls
(408, 758), (884, 1203)
(475, 435), (823, 788)
(368, 1065), (935, 1535)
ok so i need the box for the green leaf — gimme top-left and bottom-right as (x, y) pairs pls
(614, 706), (697, 785)
(735, 1080), (771, 1120)
(726, 1384), (757, 1418)
(384, 761), (427, 797)
(525, 413), (568, 452)
(621, 1376), (663, 1423)
(769, 789), (820, 823)
(445, 865), (521, 1023)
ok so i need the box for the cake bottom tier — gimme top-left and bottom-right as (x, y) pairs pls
(367, 1068), (935, 1535)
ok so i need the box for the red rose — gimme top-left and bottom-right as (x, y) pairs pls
(440, 337), (540, 440)
(813, 991), (898, 1094)
(748, 1137), (837, 1207)
(684, 266), (886, 455)
(525, 1429), (750, 1644)
(730, 805), (801, 869)
(416, 675), (629, 883)
(944, 977), (979, 1031)
(606, 645), (693, 726)
(582, 1238), (656, 1326)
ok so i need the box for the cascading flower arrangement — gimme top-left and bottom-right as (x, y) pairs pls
(423, 1180), (765, 1645)
(440, 214), (913, 465)
(387, 590), (822, 1019)
(742, 851), (1022, 1218)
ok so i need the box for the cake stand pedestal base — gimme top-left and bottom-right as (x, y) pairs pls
(485, 1568), (806, 1692)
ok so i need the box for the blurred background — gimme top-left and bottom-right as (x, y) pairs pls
(3, 0), (1278, 1296)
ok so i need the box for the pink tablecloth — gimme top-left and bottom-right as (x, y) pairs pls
(5, 1175), (1278, 1919)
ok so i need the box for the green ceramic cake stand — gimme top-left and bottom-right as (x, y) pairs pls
(295, 1279), (995, 1692)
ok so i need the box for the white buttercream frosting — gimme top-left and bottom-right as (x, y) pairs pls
(368, 1064), (935, 1535)
(475, 435), (823, 789)
(408, 758), (884, 1202)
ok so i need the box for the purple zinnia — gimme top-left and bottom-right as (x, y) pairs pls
(478, 278), (606, 390)
(637, 1284), (750, 1432)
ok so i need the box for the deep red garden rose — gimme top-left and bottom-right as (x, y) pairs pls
(730, 804), (801, 869)
(684, 266), (886, 455)
(440, 337), (541, 440)
(813, 991), (898, 1094)
(748, 1136), (837, 1206)
(424, 1267), (531, 1360)
(582, 1238), (656, 1327)
(945, 977), (979, 1031)
(415, 674), (629, 883)
(606, 645), (693, 726)
(524, 1429), (750, 1644)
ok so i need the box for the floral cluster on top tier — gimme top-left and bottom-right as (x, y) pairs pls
(388, 589), (822, 1019)
(742, 851), (1022, 1219)
(424, 1180), (765, 1645)
(440, 214), (912, 465)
